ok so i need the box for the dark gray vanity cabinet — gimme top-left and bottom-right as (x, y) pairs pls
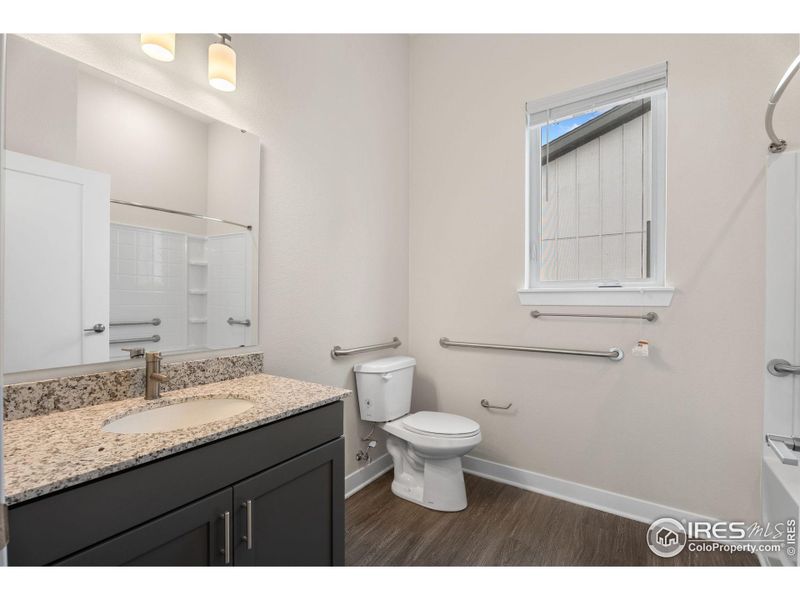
(233, 439), (343, 566)
(9, 402), (344, 567)
(57, 489), (233, 566)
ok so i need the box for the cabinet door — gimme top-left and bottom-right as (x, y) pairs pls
(56, 489), (233, 566)
(233, 437), (344, 566)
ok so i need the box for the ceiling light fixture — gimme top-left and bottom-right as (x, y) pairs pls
(208, 33), (237, 92)
(140, 33), (176, 62)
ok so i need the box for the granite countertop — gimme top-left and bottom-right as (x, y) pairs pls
(3, 373), (351, 505)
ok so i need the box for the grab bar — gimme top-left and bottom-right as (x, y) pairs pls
(766, 434), (800, 466)
(110, 335), (161, 344)
(439, 337), (623, 361)
(227, 317), (251, 327)
(331, 337), (402, 359)
(110, 318), (161, 327)
(531, 310), (657, 322)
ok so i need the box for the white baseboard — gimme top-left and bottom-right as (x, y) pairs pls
(345, 453), (393, 499)
(345, 452), (718, 527)
(462, 454), (717, 525)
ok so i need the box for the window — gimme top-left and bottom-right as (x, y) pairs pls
(520, 64), (673, 307)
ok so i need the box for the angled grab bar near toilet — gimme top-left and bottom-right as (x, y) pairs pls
(331, 337), (402, 359)
(439, 337), (624, 361)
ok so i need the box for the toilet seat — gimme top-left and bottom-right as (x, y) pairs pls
(402, 411), (480, 438)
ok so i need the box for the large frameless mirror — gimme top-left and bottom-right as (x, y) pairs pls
(3, 36), (260, 374)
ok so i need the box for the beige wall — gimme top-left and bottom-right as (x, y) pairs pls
(408, 34), (800, 521)
(18, 34), (410, 475)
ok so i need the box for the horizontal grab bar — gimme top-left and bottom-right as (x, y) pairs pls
(439, 337), (623, 361)
(110, 335), (161, 344)
(331, 337), (401, 359)
(110, 318), (161, 327)
(531, 310), (657, 322)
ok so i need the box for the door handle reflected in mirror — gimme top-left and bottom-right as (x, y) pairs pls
(83, 323), (106, 333)
(227, 317), (251, 327)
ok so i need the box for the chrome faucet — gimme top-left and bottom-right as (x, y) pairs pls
(145, 351), (170, 400)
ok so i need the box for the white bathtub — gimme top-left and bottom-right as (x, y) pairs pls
(761, 449), (800, 566)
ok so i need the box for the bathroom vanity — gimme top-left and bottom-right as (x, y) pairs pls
(3, 373), (349, 566)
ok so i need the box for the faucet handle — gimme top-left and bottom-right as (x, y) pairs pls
(121, 347), (146, 359)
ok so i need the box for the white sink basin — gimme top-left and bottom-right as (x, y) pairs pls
(102, 396), (254, 434)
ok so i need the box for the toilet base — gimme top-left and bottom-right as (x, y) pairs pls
(385, 436), (468, 512)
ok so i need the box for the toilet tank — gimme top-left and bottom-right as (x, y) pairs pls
(354, 356), (416, 422)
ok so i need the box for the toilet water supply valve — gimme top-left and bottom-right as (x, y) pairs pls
(357, 426), (378, 463)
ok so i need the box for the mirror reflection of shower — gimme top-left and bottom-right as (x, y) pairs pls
(2, 36), (260, 374)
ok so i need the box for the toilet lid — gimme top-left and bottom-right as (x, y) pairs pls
(402, 411), (480, 437)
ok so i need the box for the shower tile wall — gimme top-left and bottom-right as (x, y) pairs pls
(187, 235), (209, 349)
(207, 233), (250, 349)
(110, 224), (188, 357)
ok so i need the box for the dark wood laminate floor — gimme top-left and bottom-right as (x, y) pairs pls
(345, 473), (759, 566)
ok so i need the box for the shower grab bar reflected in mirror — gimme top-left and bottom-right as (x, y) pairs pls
(110, 318), (161, 327)
(765, 53), (800, 153)
(439, 337), (624, 361)
(531, 310), (658, 322)
(110, 335), (161, 344)
(111, 199), (252, 230)
(331, 337), (402, 359)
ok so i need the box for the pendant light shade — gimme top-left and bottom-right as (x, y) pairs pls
(140, 33), (176, 62)
(209, 34), (236, 92)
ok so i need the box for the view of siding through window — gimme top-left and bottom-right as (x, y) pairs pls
(540, 98), (651, 282)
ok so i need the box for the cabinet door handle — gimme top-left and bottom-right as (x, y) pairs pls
(221, 511), (231, 564)
(242, 500), (253, 550)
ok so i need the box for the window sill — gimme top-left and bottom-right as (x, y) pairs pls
(517, 286), (674, 307)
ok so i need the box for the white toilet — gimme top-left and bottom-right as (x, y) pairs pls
(354, 356), (481, 512)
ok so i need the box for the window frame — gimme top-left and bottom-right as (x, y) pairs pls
(520, 63), (673, 307)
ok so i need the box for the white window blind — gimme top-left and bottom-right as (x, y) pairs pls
(526, 63), (668, 127)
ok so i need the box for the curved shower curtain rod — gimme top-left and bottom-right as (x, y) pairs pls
(766, 53), (800, 154)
